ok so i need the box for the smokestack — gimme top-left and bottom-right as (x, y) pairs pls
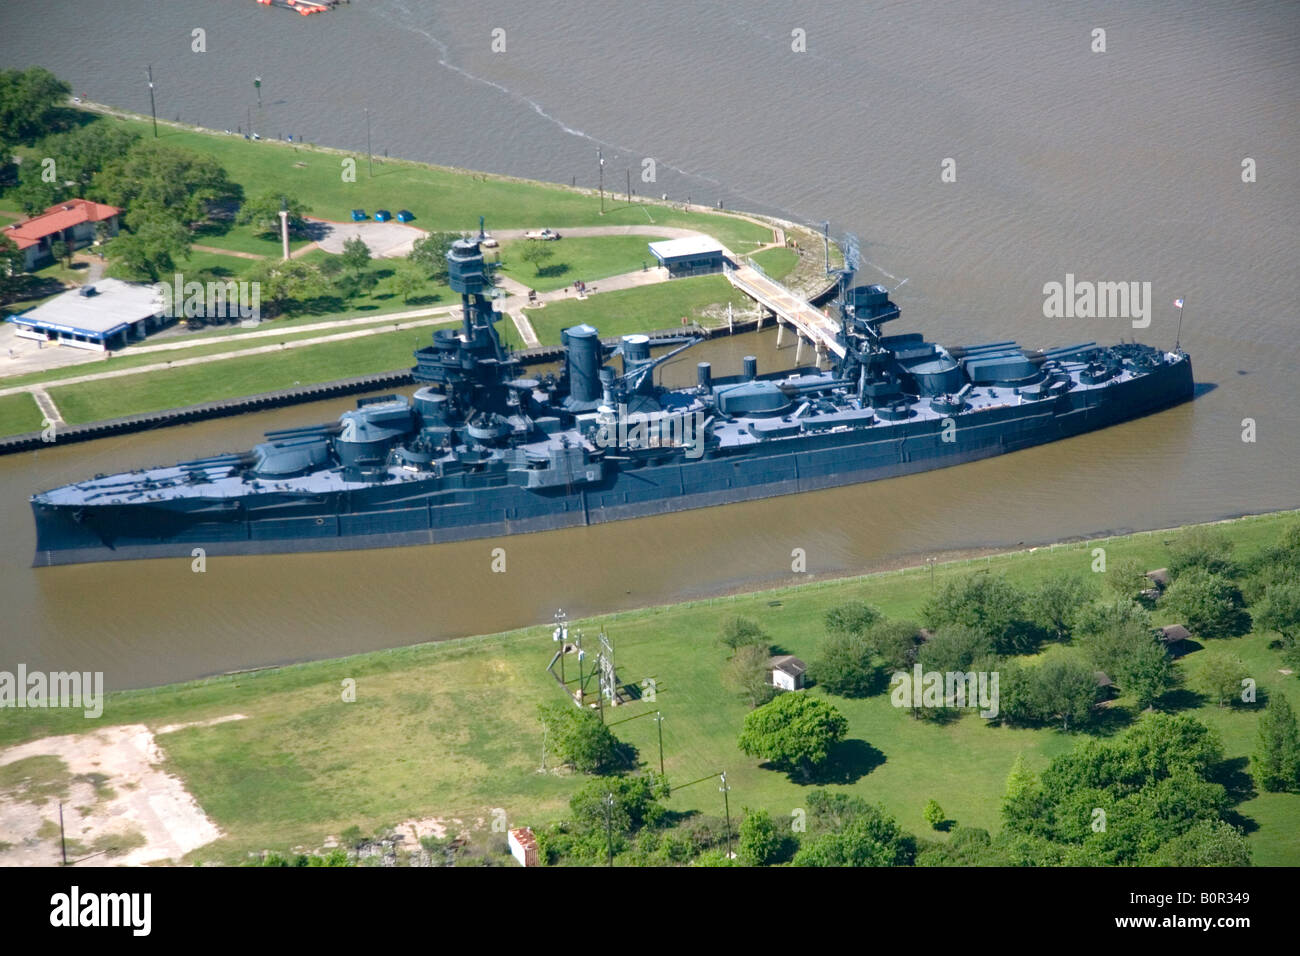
(697, 361), (712, 390)
(743, 356), (757, 381)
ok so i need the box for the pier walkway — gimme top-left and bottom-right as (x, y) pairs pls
(723, 261), (845, 360)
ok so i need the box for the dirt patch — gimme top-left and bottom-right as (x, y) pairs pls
(0, 724), (223, 866)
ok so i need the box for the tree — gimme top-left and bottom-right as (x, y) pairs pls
(824, 601), (881, 636)
(0, 67), (71, 145)
(236, 190), (312, 238)
(1252, 694), (1300, 792)
(1103, 558), (1150, 602)
(9, 156), (65, 215)
(391, 266), (424, 303)
(1003, 714), (1231, 865)
(537, 701), (620, 774)
(718, 616), (767, 650)
(722, 643), (776, 709)
(923, 799), (945, 830)
(864, 619), (921, 670)
(793, 794), (915, 867)
(35, 123), (140, 192)
(1162, 568), (1251, 640)
(49, 239), (70, 269)
(1030, 651), (1100, 731)
(1001, 753), (1046, 834)
(568, 774), (668, 837)
(1027, 575), (1094, 641)
(1075, 598), (1151, 638)
(812, 630), (878, 698)
(94, 140), (236, 228)
(1086, 620), (1176, 710)
(248, 258), (328, 317)
(519, 241), (555, 274)
(340, 235), (372, 273)
(1168, 526), (1239, 579)
(106, 207), (192, 282)
(923, 572), (1035, 653)
(1254, 581), (1300, 647)
(0, 234), (28, 300)
(1192, 650), (1250, 708)
(917, 624), (993, 675)
(408, 231), (459, 282)
(737, 693), (847, 777)
(737, 808), (780, 866)
(1147, 819), (1251, 867)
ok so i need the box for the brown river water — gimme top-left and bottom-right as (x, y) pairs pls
(0, 0), (1296, 688)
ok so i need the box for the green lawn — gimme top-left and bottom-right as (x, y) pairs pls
(48, 327), (431, 424)
(495, 235), (668, 292)
(525, 275), (753, 345)
(190, 221), (311, 257)
(0, 392), (43, 435)
(76, 112), (772, 253)
(3, 511), (1296, 864)
(750, 246), (799, 281)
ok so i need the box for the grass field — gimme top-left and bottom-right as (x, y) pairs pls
(76, 112), (773, 253)
(47, 327), (431, 424)
(525, 275), (753, 345)
(749, 246), (799, 281)
(0, 392), (43, 435)
(495, 236), (668, 292)
(3, 511), (1296, 864)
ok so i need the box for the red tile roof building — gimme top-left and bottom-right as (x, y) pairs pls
(3, 199), (122, 271)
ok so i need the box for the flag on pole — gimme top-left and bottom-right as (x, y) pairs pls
(1174, 297), (1184, 309)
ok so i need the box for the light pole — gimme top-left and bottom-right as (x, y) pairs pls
(146, 66), (158, 138)
(365, 108), (373, 177)
(719, 772), (732, 859)
(254, 76), (262, 108)
(654, 711), (665, 777)
(926, 556), (937, 591)
(597, 148), (605, 214)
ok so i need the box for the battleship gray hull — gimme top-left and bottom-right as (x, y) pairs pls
(31, 349), (1193, 566)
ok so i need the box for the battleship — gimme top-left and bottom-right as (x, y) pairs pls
(31, 230), (1195, 566)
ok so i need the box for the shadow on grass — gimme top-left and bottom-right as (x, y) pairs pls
(766, 739), (885, 786)
(535, 263), (571, 280)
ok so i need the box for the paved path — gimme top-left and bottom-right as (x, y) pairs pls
(30, 387), (62, 425)
(0, 314), (466, 400)
(191, 244), (266, 261)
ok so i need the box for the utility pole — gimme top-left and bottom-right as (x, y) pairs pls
(822, 220), (831, 274)
(254, 76), (262, 108)
(365, 108), (373, 177)
(654, 711), (665, 777)
(59, 802), (67, 865)
(597, 148), (605, 214)
(626, 168), (632, 204)
(719, 772), (732, 859)
(146, 66), (158, 138)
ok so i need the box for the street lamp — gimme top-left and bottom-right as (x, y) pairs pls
(253, 76), (262, 108)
